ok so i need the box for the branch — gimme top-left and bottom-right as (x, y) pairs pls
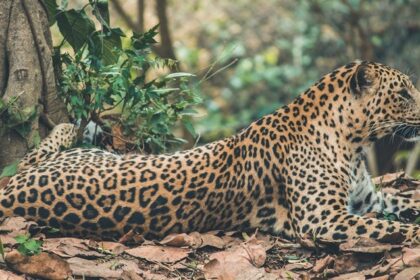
(109, 0), (139, 32)
(155, 0), (176, 60)
(137, 0), (144, 33)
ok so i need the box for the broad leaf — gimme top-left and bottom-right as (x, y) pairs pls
(91, 0), (110, 27)
(43, 0), (58, 26)
(182, 118), (197, 138)
(56, 9), (95, 52)
(0, 161), (19, 178)
(89, 29), (122, 65)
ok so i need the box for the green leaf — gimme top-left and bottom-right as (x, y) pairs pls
(165, 72), (196, 79)
(91, 0), (110, 27)
(89, 29), (122, 65)
(0, 161), (19, 178)
(13, 123), (33, 138)
(14, 235), (29, 244)
(31, 131), (41, 148)
(0, 238), (4, 260)
(24, 239), (42, 253)
(56, 9), (95, 52)
(182, 118), (197, 138)
(43, 0), (58, 25)
(17, 246), (30, 256)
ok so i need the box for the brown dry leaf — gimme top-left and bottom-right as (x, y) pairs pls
(125, 245), (191, 263)
(369, 276), (389, 280)
(118, 228), (145, 244)
(0, 217), (37, 246)
(203, 239), (277, 280)
(5, 250), (71, 280)
(312, 255), (334, 273)
(220, 234), (242, 248)
(339, 238), (399, 253)
(0, 177), (10, 190)
(0, 216), (35, 234)
(394, 267), (420, 280)
(333, 254), (358, 274)
(160, 231), (226, 249)
(160, 233), (198, 247)
(87, 240), (128, 255)
(284, 262), (313, 271)
(0, 269), (25, 280)
(330, 272), (366, 280)
(42, 238), (104, 258)
(120, 270), (144, 280)
(68, 257), (141, 278)
(401, 247), (420, 267)
(112, 124), (127, 151)
(267, 268), (300, 279)
(194, 232), (226, 249)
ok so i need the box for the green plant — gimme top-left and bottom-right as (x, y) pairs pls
(14, 234), (43, 256)
(0, 238), (4, 260)
(46, 0), (201, 153)
(0, 161), (19, 179)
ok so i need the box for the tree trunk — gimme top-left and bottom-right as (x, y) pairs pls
(0, 0), (68, 169)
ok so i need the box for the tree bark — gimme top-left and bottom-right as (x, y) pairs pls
(0, 0), (68, 169)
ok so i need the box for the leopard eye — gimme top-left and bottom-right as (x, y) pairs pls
(399, 88), (413, 101)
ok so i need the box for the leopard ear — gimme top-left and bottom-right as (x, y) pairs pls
(349, 63), (375, 96)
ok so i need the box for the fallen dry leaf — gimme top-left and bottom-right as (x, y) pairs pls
(394, 267), (420, 280)
(333, 254), (358, 274)
(284, 261), (313, 271)
(118, 228), (145, 244)
(0, 269), (25, 280)
(42, 238), (104, 258)
(112, 124), (127, 151)
(369, 276), (389, 280)
(126, 245), (191, 263)
(120, 270), (144, 280)
(68, 257), (141, 278)
(5, 250), (71, 280)
(312, 255), (334, 273)
(160, 231), (228, 249)
(0, 177), (10, 189)
(401, 247), (420, 267)
(87, 240), (128, 255)
(0, 216), (36, 235)
(339, 238), (399, 253)
(160, 232), (198, 248)
(330, 271), (365, 280)
(203, 238), (277, 280)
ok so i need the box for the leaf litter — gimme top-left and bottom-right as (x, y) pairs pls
(0, 172), (418, 279)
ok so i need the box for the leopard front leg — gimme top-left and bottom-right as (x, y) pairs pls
(294, 197), (419, 243)
(382, 193), (420, 223)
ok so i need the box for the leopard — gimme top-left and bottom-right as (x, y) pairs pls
(0, 60), (419, 243)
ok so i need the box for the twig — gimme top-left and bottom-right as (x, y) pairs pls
(109, 0), (139, 32)
(200, 58), (239, 84)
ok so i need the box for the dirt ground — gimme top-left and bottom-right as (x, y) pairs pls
(0, 172), (418, 280)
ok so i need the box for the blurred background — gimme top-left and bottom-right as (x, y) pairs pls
(56, 0), (420, 176)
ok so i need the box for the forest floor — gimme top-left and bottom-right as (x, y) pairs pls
(0, 172), (418, 280)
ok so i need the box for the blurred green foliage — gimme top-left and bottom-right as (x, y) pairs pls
(172, 0), (419, 143)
